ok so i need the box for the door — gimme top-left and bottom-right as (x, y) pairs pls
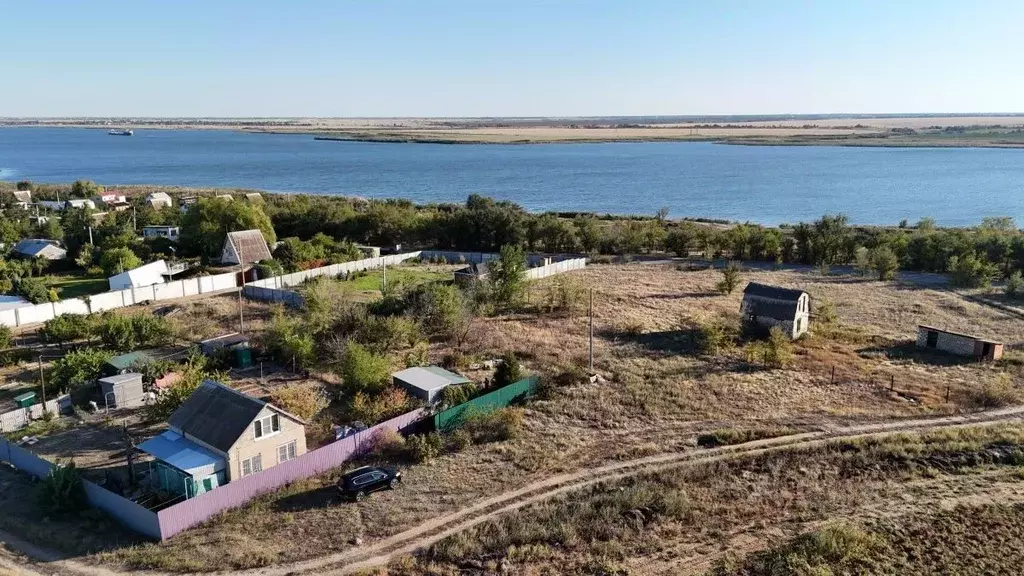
(982, 342), (993, 358)
(926, 330), (938, 348)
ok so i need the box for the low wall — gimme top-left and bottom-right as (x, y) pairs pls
(525, 257), (588, 280)
(156, 408), (424, 540)
(0, 395), (72, 433)
(0, 271), (240, 329)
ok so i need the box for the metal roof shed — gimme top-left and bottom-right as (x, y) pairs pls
(98, 373), (146, 410)
(392, 366), (471, 403)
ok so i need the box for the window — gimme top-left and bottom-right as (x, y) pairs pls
(253, 414), (281, 439)
(241, 454), (263, 477)
(353, 474), (374, 486)
(202, 478), (214, 492)
(278, 440), (298, 464)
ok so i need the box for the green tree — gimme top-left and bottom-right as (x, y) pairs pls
(716, 261), (742, 294)
(99, 247), (142, 276)
(869, 246), (899, 280)
(573, 216), (602, 254)
(70, 180), (102, 198)
(338, 340), (391, 396)
(50, 348), (112, 392)
(493, 352), (523, 388)
(180, 197), (277, 260)
(74, 243), (97, 269)
(1005, 271), (1023, 300)
(666, 223), (697, 257)
(949, 252), (999, 288)
(488, 244), (527, 311)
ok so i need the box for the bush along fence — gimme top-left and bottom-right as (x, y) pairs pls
(1, 408), (425, 541)
(244, 250), (588, 306)
(0, 271), (240, 329)
(0, 394), (72, 433)
(434, 376), (538, 432)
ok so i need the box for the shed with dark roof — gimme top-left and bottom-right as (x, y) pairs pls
(740, 282), (811, 340)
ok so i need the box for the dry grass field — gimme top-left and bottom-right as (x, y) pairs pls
(84, 262), (1024, 572)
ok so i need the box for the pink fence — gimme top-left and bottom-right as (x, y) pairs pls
(155, 408), (425, 540)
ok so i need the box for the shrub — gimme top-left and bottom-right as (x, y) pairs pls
(404, 341), (429, 368)
(0, 324), (11, 350)
(38, 461), (87, 516)
(362, 427), (406, 459)
(493, 352), (523, 388)
(16, 276), (55, 304)
(270, 382), (328, 421)
(542, 275), (585, 316)
(39, 313), (95, 346)
(711, 524), (886, 576)
(1006, 271), (1024, 300)
(447, 429), (473, 452)
(357, 315), (420, 353)
(440, 383), (479, 408)
(255, 259), (284, 279)
(348, 387), (413, 424)
(464, 407), (525, 444)
(406, 433), (444, 463)
(146, 353), (226, 420)
(488, 244), (527, 311)
(94, 313), (172, 352)
(962, 373), (1021, 410)
(690, 317), (733, 355)
(949, 252), (998, 288)
(338, 340), (392, 395)
(815, 299), (837, 325)
(696, 426), (797, 448)
(262, 307), (316, 370)
(715, 261), (742, 294)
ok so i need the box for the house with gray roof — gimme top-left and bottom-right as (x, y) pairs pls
(12, 238), (67, 260)
(138, 380), (307, 499)
(393, 366), (471, 403)
(740, 282), (810, 340)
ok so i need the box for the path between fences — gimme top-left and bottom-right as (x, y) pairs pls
(3, 406), (1024, 576)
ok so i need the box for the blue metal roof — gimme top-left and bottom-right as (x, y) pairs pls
(138, 430), (225, 477)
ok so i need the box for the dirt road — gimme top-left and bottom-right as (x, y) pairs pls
(4, 406), (1024, 576)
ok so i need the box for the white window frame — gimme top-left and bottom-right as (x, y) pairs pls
(278, 440), (298, 464)
(241, 454), (263, 477)
(253, 414), (281, 440)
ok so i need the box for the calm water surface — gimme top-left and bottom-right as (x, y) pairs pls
(1, 127), (1022, 226)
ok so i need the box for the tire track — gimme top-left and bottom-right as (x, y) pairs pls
(247, 406), (1024, 575)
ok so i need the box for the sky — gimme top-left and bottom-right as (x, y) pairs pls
(2, 0), (1023, 117)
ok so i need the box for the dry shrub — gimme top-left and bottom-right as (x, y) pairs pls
(269, 382), (328, 421)
(464, 407), (525, 444)
(406, 432), (444, 463)
(349, 387), (414, 424)
(697, 426), (798, 448)
(362, 427), (406, 459)
(961, 373), (1021, 410)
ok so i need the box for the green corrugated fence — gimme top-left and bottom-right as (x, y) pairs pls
(434, 376), (538, 431)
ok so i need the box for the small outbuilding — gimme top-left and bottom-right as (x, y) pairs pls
(103, 351), (154, 377)
(220, 229), (273, 266)
(916, 325), (1003, 360)
(740, 282), (811, 340)
(392, 366), (471, 403)
(12, 239), (67, 261)
(108, 260), (169, 290)
(146, 192), (173, 209)
(98, 373), (146, 409)
(142, 225), (180, 241)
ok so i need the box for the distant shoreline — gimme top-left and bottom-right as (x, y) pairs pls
(4, 115), (1024, 149)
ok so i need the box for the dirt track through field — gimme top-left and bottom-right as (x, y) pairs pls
(250, 405), (1024, 575)
(4, 407), (1024, 576)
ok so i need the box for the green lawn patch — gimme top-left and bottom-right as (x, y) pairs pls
(45, 275), (109, 299)
(341, 267), (449, 292)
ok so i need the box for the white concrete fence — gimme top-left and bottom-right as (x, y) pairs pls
(244, 250), (588, 306)
(0, 272), (239, 329)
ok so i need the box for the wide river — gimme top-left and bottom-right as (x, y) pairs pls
(1, 127), (1022, 226)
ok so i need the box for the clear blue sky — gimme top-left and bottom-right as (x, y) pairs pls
(3, 0), (1023, 117)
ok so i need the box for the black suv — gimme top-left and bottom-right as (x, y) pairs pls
(337, 466), (402, 501)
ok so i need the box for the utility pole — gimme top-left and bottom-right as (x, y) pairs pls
(38, 355), (47, 406)
(238, 244), (246, 333)
(88, 226), (94, 245)
(382, 261), (387, 293)
(588, 288), (594, 374)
